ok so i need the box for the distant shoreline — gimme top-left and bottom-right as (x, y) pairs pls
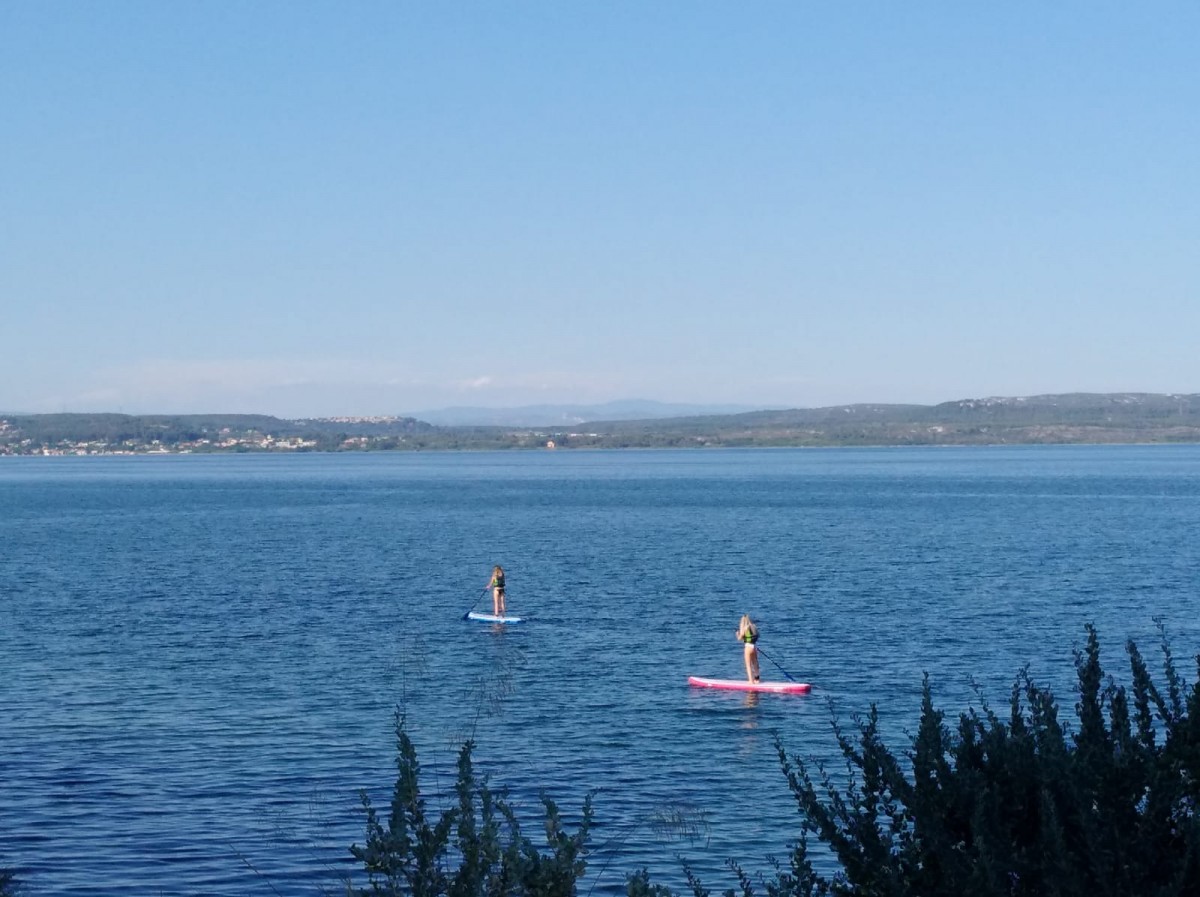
(5, 439), (1200, 459)
(4, 393), (1200, 455)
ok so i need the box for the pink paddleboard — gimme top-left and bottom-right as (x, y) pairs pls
(688, 675), (811, 695)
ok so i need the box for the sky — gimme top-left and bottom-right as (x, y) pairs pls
(2, 2), (1197, 417)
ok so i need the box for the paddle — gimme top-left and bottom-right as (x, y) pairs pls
(757, 646), (799, 683)
(461, 585), (490, 621)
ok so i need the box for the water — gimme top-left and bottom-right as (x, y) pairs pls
(3, 446), (1199, 895)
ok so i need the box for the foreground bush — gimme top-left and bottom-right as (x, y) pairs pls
(348, 713), (592, 897)
(352, 626), (1200, 897)
(768, 624), (1200, 896)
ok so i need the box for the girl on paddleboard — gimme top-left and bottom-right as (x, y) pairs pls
(736, 614), (760, 683)
(488, 565), (506, 616)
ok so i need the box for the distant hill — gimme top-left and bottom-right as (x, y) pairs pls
(0, 412), (434, 446)
(565, 392), (1200, 446)
(0, 412), (293, 444)
(403, 399), (766, 427)
(4, 394), (1200, 452)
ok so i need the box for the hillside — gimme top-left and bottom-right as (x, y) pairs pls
(0, 413), (437, 453)
(3, 394), (1199, 453)
(560, 393), (1200, 447)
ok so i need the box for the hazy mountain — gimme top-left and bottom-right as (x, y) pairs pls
(404, 399), (768, 427)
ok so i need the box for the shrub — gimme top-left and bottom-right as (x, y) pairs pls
(766, 624), (1200, 896)
(352, 626), (1200, 897)
(347, 712), (593, 897)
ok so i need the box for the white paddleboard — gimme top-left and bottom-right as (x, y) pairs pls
(466, 611), (524, 624)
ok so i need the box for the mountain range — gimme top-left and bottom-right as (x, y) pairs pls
(401, 399), (766, 427)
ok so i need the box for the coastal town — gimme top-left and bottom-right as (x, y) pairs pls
(0, 430), (322, 456)
(4, 395), (1200, 455)
(0, 416), (424, 455)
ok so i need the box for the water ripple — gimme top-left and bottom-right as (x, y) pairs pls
(3, 447), (1200, 894)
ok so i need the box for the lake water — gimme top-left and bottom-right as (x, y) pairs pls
(3, 446), (1200, 895)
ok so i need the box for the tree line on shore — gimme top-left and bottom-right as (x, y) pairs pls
(4, 393), (1200, 452)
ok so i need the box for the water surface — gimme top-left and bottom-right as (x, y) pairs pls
(3, 446), (1199, 894)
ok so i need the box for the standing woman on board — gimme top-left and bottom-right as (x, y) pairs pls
(736, 614), (760, 683)
(488, 565), (507, 616)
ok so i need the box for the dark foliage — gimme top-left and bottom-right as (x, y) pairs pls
(763, 624), (1200, 896)
(347, 712), (593, 897)
(353, 628), (1199, 897)
(5, 628), (1196, 895)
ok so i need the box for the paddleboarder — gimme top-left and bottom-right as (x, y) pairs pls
(736, 614), (760, 683)
(488, 565), (507, 616)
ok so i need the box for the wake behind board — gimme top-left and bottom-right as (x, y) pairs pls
(688, 675), (811, 695)
(466, 611), (524, 624)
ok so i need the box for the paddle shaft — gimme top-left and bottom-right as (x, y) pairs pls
(461, 585), (490, 620)
(756, 645), (797, 683)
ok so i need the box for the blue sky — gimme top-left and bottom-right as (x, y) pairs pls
(3, 2), (1197, 417)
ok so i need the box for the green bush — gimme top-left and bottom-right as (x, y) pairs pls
(352, 626), (1200, 897)
(347, 712), (593, 897)
(765, 624), (1200, 896)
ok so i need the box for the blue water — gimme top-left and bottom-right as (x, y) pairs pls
(3, 446), (1200, 895)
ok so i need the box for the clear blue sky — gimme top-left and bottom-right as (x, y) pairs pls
(3, 2), (1197, 416)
